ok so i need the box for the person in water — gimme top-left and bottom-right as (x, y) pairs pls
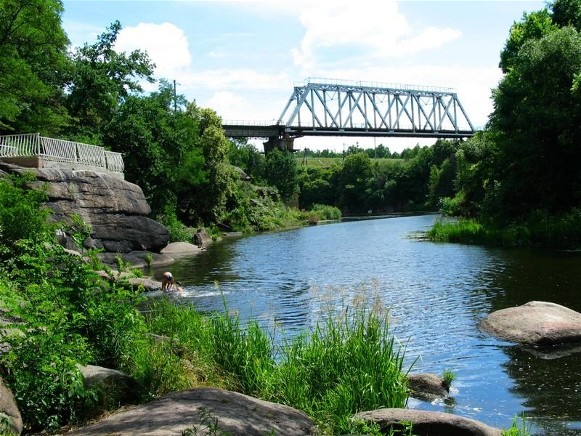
(161, 271), (175, 292)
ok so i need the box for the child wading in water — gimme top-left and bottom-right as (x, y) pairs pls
(161, 271), (184, 293)
(162, 271), (175, 292)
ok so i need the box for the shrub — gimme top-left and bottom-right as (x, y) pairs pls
(309, 203), (342, 221)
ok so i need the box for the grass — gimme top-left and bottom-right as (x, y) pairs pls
(141, 291), (408, 435)
(501, 414), (531, 436)
(296, 156), (406, 169)
(428, 209), (581, 248)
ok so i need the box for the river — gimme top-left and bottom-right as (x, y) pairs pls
(154, 214), (581, 435)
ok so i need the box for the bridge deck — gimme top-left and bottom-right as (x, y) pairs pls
(224, 79), (476, 141)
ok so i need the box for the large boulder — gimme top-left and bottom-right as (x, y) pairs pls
(67, 387), (316, 435)
(78, 364), (139, 417)
(355, 408), (501, 436)
(480, 301), (581, 346)
(0, 380), (23, 435)
(0, 163), (169, 253)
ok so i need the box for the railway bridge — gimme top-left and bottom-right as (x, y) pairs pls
(223, 78), (476, 152)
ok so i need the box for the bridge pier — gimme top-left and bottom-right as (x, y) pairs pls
(263, 135), (295, 153)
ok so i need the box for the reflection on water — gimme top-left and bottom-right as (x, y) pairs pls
(155, 214), (581, 435)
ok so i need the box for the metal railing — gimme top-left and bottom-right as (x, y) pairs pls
(0, 133), (124, 173)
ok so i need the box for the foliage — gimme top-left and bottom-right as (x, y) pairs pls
(157, 204), (194, 243)
(297, 165), (339, 210)
(210, 309), (275, 396)
(264, 149), (299, 202)
(442, 369), (456, 390)
(220, 182), (304, 233)
(309, 204), (342, 221)
(0, 174), (52, 252)
(66, 20), (155, 142)
(104, 82), (204, 217)
(0, 0), (70, 134)
(488, 25), (581, 221)
(0, 329), (93, 431)
(501, 414), (531, 436)
(227, 139), (266, 183)
(263, 303), (408, 434)
(428, 209), (581, 248)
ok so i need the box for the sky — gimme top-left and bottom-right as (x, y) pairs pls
(61, 0), (545, 152)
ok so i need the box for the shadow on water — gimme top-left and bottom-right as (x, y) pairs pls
(152, 215), (581, 435)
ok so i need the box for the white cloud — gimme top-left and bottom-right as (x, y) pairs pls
(115, 22), (192, 80)
(292, 0), (461, 71)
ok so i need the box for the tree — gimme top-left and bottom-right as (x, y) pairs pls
(66, 20), (155, 143)
(488, 25), (581, 220)
(298, 166), (338, 210)
(339, 152), (373, 213)
(104, 83), (204, 217)
(264, 149), (299, 202)
(185, 104), (234, 223)
(551, 0), (581, 30)
(499, 9), (556, 73)
(227, 139), (265, 182)
(0, 0), (70, 133)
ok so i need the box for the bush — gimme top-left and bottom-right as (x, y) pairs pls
(0, 330), (93, 431)
(309, 204), (342, 221)
(157, 205), (193, 242)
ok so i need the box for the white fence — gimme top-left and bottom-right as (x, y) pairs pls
(0, 133), (124, 173)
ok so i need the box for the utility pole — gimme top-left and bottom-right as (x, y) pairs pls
(173, 80), (177, 113)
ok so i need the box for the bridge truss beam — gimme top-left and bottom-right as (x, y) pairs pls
(278, 80), (475, 138)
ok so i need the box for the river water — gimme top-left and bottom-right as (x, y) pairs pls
(155, 214), (581, 435)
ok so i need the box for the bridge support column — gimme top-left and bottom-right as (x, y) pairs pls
(263, 135), (295, 153)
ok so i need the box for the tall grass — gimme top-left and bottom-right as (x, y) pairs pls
(140, 293), (408, 434)
(428, 209), (581, 248)
(309, 203), (342, 221)
(263, 305), (408, 433)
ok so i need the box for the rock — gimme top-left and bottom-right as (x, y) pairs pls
(355, 408), (502, 436)
(78, 364), (139, 415)
(0, 163), (169, 253)
(0, 380), (23, 435)
(161, 241), (203, 257)
(97, 250), (175, 269)
(407, 373), (449, 402)
(480, 301), (581, 346)
(66, 387), (316, 435)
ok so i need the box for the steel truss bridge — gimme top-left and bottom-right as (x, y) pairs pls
(223, 78), (476, 152)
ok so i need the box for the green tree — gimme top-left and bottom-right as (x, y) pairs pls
(104, 83), (204, 217)
(264, 149), (299, 202)
(551, 0), (581, 30)
(298, 165), (339, 210)
(0, 0), (70, 133)
(339, 152), (373, 213)
(499, 9), (556, 73)
(488, 26), (581, 220)
(66, 20), (155, 143)
(227, 139), (265, 182)
(186, 104), (233, 223)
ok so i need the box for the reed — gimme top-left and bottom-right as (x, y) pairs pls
(141, 293), (408, 434)
(262, 305), (408, 434)
(429, 209), (581, 248)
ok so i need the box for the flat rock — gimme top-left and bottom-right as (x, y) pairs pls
(66, 387), (316, 435)
(480, 301), (581, 346)
(161, 242), (202, 257)
(355, 408), (501, 436)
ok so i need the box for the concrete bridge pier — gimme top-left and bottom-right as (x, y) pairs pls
(263, 135), (295, 153)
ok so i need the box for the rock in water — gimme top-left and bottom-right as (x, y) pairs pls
(480, 301), (581, 346)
